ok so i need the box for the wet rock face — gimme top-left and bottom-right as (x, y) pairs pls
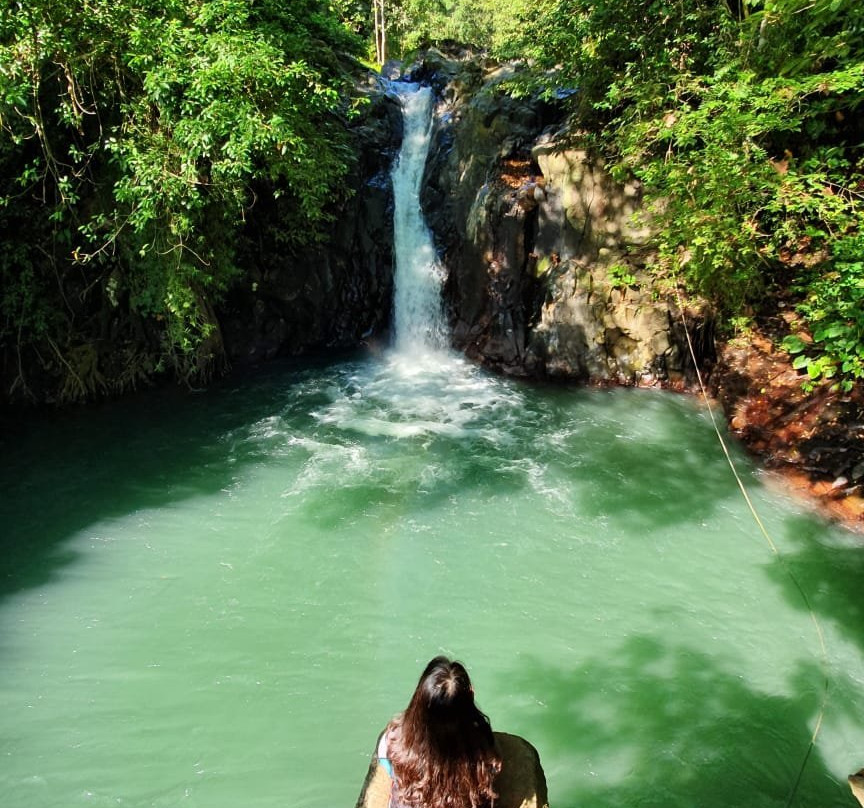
(219, 77), (403, 365)
(527, 141), (714, 385)
(418, 50), (712, 384)
(415, 51), (553, 375)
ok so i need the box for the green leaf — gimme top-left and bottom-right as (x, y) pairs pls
(782, 334), (808, 354)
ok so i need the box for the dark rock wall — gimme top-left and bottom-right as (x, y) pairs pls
(416, 53), (554, 375)
(0, 73), (404, 408)
(219, 78), (403, 365)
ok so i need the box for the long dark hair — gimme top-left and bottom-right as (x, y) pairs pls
(386, 656), (502, 808)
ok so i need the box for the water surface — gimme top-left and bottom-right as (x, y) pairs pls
(1, 352), (863, 808)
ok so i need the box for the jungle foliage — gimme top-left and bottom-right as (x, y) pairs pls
(0, 0), (361, 401)
(332, 0), (531, 61)
(4, 0), (862, 402)
(502, 0), (864, 390)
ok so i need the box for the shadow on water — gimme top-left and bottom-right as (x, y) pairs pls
(0, 363), (776, 604)
(768, 513), (864, 658)
(0, 359), (328, 605)
(0, 354), (535, 601)
(288, 385), (750, 533)
(534, 388), (746, 532)
(500, 640), (850, 808)
(291, 448), (531, 532)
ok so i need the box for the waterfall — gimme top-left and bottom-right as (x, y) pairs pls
(391, 84), (448, 356)
(309, 82), (512, 441)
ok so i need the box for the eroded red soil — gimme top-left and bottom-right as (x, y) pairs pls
(710, 325), (864, 532)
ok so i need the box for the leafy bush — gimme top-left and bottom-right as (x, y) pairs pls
(374, 0), (531, 57)
(504, 0), (864, 388)
(0, 0), (361, 398)
(783, 234), (864, 391)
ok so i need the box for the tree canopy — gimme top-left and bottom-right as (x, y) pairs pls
(0, 0), (361, 400)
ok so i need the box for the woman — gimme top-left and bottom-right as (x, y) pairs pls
(356, 656), (549, 808)
(378, 656), (503, 808)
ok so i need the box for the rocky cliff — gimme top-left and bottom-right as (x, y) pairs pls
(218, 76), (403, 365)
(414, 49), (714, 385)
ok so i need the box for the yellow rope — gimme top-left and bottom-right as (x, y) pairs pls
(672, 285), (830, 807)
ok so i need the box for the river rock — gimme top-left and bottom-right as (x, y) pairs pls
(418, 50), (713, 384)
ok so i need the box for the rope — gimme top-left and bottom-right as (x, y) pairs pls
(672, 284), (830, 808)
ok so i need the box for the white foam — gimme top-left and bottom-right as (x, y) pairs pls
(391, 85), (448, 354)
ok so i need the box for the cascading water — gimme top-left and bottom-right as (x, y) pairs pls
(390, 84), (448, 356)
(309, 83), (514, 440)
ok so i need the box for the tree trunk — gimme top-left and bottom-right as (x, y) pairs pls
(373, 0), (387, 65)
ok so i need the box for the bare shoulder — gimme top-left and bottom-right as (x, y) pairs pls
(850, 768), (864, 808)
(492, 732), (549, 808)
(355, 730), (392, 808)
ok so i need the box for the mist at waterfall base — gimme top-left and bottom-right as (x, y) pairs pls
(1, 87), (864, 808)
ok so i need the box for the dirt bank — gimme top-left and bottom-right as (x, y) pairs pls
(710, 321), (864, 533)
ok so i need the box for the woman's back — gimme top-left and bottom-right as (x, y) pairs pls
(355, 730), (549, 808)
(355, 657), (548, 808)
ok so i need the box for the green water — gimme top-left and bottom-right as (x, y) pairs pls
(1, 351), (863, 808)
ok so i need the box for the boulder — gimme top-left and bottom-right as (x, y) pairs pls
(526, 138), (710, 384)
(850, 768), (864, 808)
